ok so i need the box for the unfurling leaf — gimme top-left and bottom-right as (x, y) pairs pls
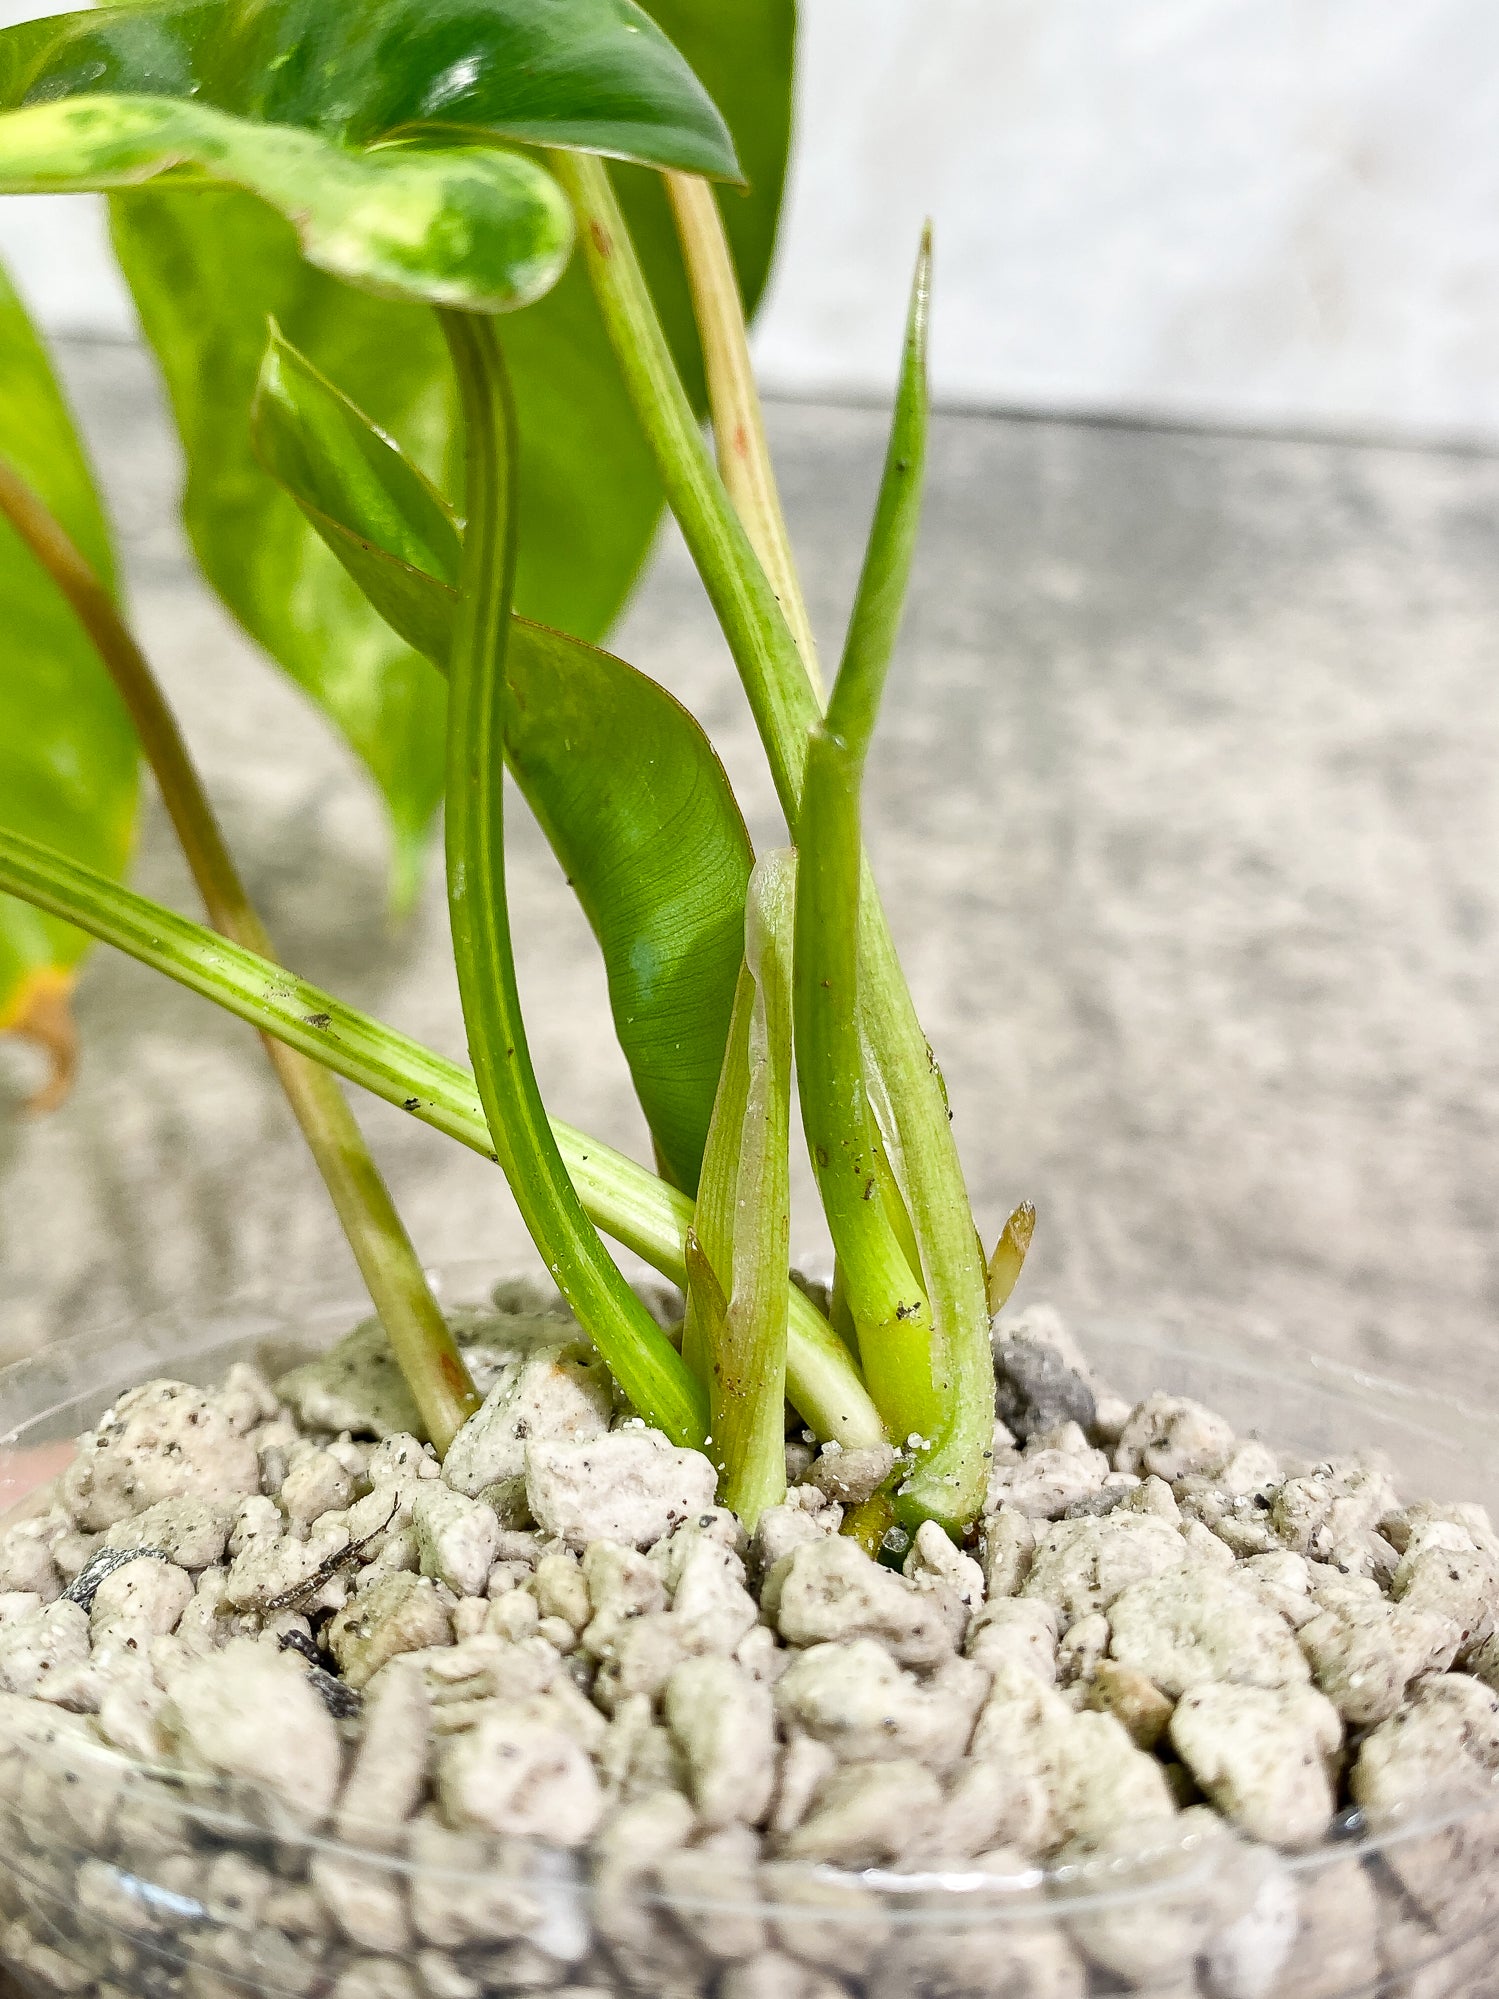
(252, 326), (752, 1190)
(792, 234), (937, 1440)
(690, 851), (795, 1525)
(0, 257), (136, 1104)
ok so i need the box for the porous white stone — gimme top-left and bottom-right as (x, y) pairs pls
(578, 1538), (668, 1657)
(224, 1512), (351, 1612)
(336, 1660), (431, 1850)
(965, 1595), (1059, 1682)
(102, 1497), (232, 1571)
(775, 1638), (987, 1770)
(412, 1486), (501, 1600)
(0, 1598), (89, 1697)
(977, 1506), (1036, 1597)
(1170, 1682), (1341, 1848)
(988, 1440), (1112, 1520)
(279, 1447), (355, 1527)
(1351, 1671), (1499, 1816)
(442, 1351), (613, 1501)
(773, 1537), (955, 1667)
(1021, 1512), (1187, 1629)
(1107, 1566), (1310, 1695)
(1390, 1535), (1498, 1663)
(656, 1824), (769, 1961)
(663, 1530), (760, 1654)
(90, 1557), (193, 1641)
(161, 1638), (343, 1826)
(665, 1654), (776, 1827)
(1296, 1585), (1435, 1725)
(0, 1516), (64, 1600)
(524, 1430), (717, 1550)
(1113, 1393), (1235, 1481)
(969, 1660), (1176, 1853)
(807, 1443), (896, 1507)
(903, 1518), (985, 1641)
(781, 1758), (944, 1866)
(61, 1381), (260, 1531)
(436, 1707), (603, 1844)
(329, 1574), (453, 1690)
(1270, 1460), (1401, 1560)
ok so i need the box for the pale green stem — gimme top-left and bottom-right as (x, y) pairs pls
(664, 171), (823, 696)
(550, 149), (820, 813)
(0, 827), (885, 1449)
(439, 310), (705, 1448)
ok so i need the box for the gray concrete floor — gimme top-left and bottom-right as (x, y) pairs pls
(2, 343), (1498, 1406)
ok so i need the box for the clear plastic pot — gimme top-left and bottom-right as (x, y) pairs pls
(0, 1266), (1496, 1999)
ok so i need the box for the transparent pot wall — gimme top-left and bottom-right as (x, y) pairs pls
(0, 1273), (1496, 1999)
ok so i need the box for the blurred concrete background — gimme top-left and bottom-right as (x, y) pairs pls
(0, 1), (1497, 1405)
(1, 341), (1496, 1404)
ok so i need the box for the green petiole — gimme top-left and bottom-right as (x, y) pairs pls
(0, 825), (884, 1454)
(439, 309), (706, 1451)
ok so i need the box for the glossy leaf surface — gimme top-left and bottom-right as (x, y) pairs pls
(0, 99), (574, 313)
(0, 0), (739, 179)
(252, 325), (753, 1189)
(85, 0), (792, 889)
(0, 259), (136, 1092)
(508, 621), (753, 1192)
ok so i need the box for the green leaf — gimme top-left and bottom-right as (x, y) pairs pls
(251, 323), (461, 662)
(0, 257), (137, 1097)
(117, 196), (451, 907)
(0, 0), (740, 180)
(69, 0), (791, 894)
(508, 621), (753, 1192)
(0, 99), (574, 314)
(251, 324), (754, 1191)
(793, 227), (946, 1455)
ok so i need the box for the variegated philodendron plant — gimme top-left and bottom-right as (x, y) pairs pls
(0, 0), (1031, 1544)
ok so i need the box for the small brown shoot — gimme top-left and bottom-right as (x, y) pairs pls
(985, 1200), (1036, 1315)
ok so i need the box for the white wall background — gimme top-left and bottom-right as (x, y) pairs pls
(4, 0), (1499, 445)
(754, 0), (1499, 442)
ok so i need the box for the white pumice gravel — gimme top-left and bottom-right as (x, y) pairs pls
(0, 1285), (1496, 1999)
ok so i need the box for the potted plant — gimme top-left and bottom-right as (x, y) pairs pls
(0, 4), (1496, 1996)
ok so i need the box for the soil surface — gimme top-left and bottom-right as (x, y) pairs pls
(2, 1288), (1498, 1997)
